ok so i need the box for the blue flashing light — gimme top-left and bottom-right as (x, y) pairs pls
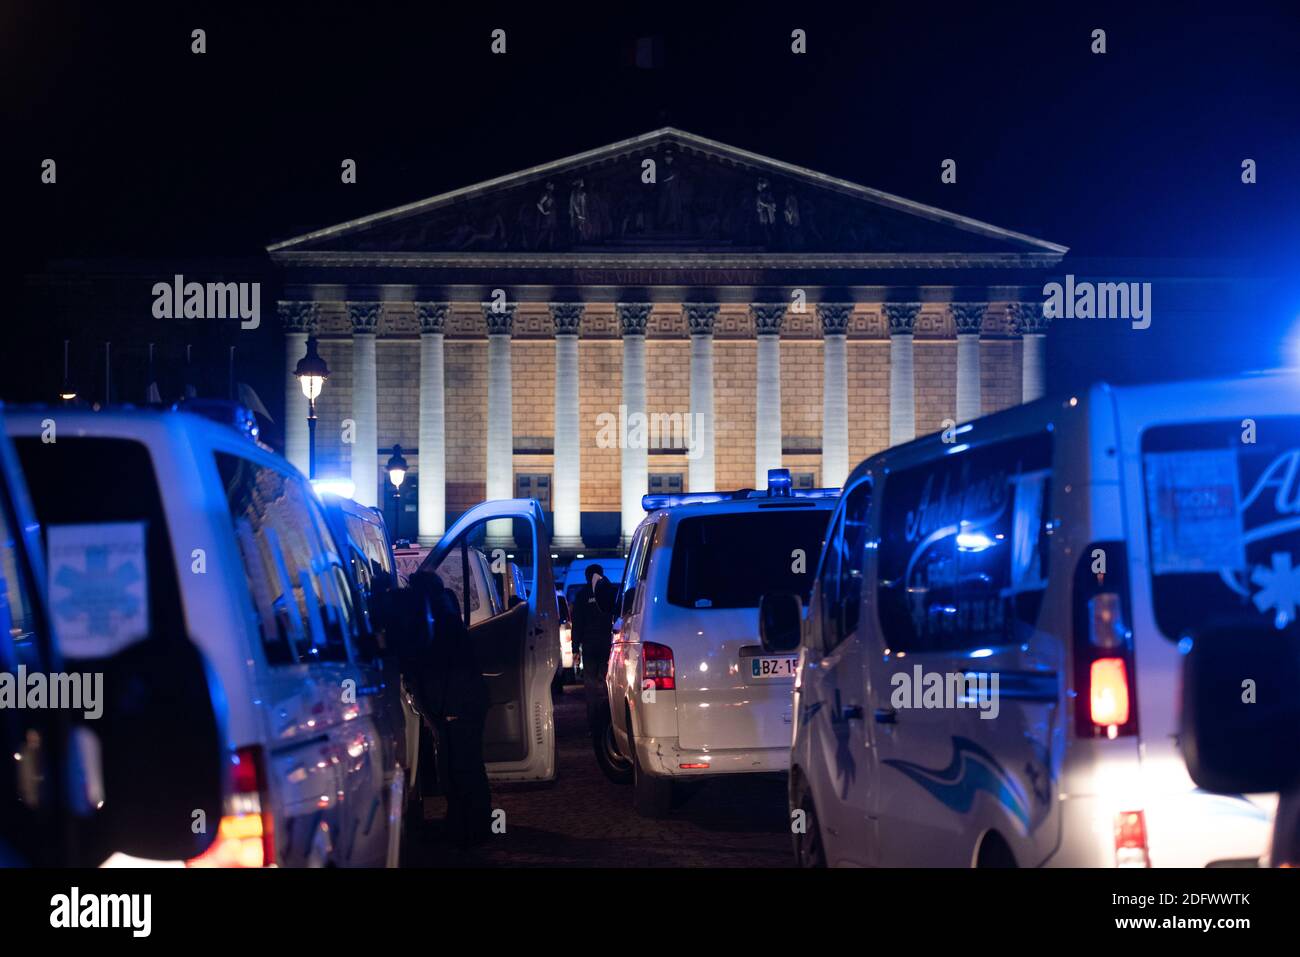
(641, 492), (727, 511)
(767, 468), (792, 496)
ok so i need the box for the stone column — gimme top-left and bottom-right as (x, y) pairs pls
(279, 301), (316, 477)
(752, 304), (787, 488)
(885, 303), (921, 446)
(684, 304), (719, 493)
(618, 303), (652, 547)
(416, 303), (448, 545)
(550, 303), (585, 550)
(1013, 302), (1049, 402)
(818, 303), (851, 489)
(483, 302), (516, 544)
(348, 302), (381, 507)
(952, 302), (987, 422)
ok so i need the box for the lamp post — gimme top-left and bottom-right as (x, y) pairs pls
(58, 339), (77, 403)
(294, 337), (330, 480)
(386, 445), (409, 537)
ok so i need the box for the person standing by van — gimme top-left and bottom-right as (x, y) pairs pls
(572, 564), (618, 729)
(407, 568), (492, 848)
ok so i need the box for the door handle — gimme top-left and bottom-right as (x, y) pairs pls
(873, 707), (897, 724)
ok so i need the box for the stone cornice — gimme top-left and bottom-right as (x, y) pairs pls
(270, 250), (1065, 271)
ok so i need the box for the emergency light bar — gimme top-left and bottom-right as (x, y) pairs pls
(642, 468), (840, 510)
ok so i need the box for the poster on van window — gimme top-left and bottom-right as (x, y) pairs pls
(46, 522), (150, 659)
(1143, 449), (1245, 576)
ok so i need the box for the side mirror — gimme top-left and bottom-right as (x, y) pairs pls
(375, 585), (435, 662)
(1181, 621), (1300, 794)
(760, 591), (803, 654)
(621, 585), (637, 617)
(79, 635), (226, 864)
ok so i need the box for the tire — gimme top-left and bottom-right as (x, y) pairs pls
(631, 717), (673, 818)
(791, 784), (827, 868)
(592, 708), (633, 785)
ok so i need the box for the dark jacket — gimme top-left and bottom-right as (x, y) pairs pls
(407, 569), (489, 719)
(572, 576), (618, 666)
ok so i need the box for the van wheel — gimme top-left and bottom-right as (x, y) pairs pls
(593, 712), (633, 785)
(631, 723), (673, 818)
(792, 788), (827, 868)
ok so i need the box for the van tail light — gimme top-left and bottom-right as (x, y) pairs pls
(642, 642), (676, 691)
(1114, 810), (1150, 868)
(1074, 542), (1138, 739)
(187, 745), (274, 868)
(1090, 658), (1131, 727)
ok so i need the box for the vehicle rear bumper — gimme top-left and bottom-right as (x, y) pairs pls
(635, 735), (791, 778)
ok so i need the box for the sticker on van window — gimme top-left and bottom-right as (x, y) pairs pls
(46, 522), (150, 658)
(1143, 449), (1245, 576)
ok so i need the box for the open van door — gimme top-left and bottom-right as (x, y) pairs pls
(421, 499), (557, 782)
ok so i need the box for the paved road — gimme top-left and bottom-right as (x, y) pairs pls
(407, 682), (793, 867)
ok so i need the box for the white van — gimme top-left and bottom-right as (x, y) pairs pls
(7, 406), (411, 867)
(606, 470), (837, 816)
(777, 375), (1291, 867)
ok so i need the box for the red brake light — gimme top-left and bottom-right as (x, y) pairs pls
(1114, 810), (1150, 867)
(188, 745), (274, 868)
(1090, 657), (1130, 728)
(642, 641), (676, 691)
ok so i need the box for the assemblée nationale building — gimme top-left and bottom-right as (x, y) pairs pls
(267, 128), (1066, 551)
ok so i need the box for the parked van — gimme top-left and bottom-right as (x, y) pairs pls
(606, 470), (837, 816)
(774, 376), (1291, 867)
(0, 413), (225, 866)
(7, 406), (410, 866)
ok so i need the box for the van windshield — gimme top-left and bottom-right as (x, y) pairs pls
(1142, 418), (1300, 639)
(667, 507), (830, 609)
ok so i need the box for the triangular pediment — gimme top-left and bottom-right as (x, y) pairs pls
(268, 128), (1065, 260)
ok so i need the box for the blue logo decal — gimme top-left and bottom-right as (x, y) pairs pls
(883, 736), (1032, 833)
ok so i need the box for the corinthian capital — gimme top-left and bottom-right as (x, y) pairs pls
(481, 301), (517, 336)
(348, 301), (381, 334)
(616, 303), (652, 337)
(415, 302), (450, 335)
(683, 303), (719, 336)
(950, 302), (988, 336)
(817, 303), (853, 336)
(278, 301), (318, 334)
(750, 303), (787, 336)
(549, 303), (585, 336)
(883, 302), (922, 336)
(1010, 301), (1049, 335)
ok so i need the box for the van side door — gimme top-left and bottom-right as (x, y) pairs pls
(798, 480), (874, 865)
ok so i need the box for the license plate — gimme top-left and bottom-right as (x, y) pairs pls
(750, 656), (797, 680)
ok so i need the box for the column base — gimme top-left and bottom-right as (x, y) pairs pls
(416, 534), (442, 547)
(551, 536), (586, 552)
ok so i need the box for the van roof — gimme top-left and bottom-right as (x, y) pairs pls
(843, 371), (1300, 487)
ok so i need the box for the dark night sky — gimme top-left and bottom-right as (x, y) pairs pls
(6, 1), (1300, 401)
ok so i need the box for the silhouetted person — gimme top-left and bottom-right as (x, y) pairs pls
(407, 567), (492, 848)
(572, 563), (618, 734)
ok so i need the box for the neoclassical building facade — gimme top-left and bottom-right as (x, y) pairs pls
(268, 128), (1065, 550)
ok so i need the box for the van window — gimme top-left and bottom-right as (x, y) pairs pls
(216, 454), (351, 664)
(877, 433), (1052, 653)
(14, 437), (186, 648)
(829, 481), (872, 647)
(667, 509), (831, 610)
(1142, 418), (1300, 638)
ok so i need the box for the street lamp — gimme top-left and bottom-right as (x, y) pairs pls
(385, 445), (409, 537)
(294, 337), (330, 479)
